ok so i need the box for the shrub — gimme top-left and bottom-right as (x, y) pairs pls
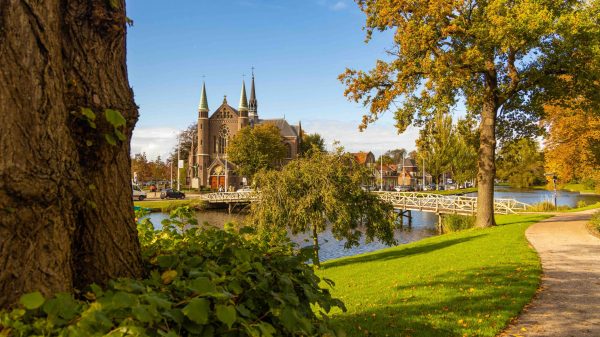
(0, 207), (346, 336)
(591, 211), (600, 233)
(441, 214), (476, 232)
(577, 200), (588, 209)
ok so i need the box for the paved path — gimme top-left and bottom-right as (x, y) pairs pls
(501, 210), (600, 337)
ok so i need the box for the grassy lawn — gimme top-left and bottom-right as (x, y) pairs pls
(319, 214), (551, 337)
(134, 199), (206, 212)
(430, 187), (477, 195)
(562, 183), (598, 195)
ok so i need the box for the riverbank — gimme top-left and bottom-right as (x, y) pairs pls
(319, 214), (551, 337)
(134, 199), (206, 212)
(429, 187), (477, 195)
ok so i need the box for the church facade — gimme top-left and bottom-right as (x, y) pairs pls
(192, 75), (301, 190)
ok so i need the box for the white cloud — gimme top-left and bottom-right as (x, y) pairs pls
(302, 119), (419, 155)
(131, 127), (179, 160)
(330, 1), (347, 11)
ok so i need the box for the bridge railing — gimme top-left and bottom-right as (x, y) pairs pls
(372, 191), (530, 215)
(199, 191), (530, 215)
(199, 191), (258, 203)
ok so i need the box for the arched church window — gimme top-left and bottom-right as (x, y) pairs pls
(285, 143), (292, 159)
(218, 124), (230, 154)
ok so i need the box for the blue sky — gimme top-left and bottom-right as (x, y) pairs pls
(127, 0), (420, 159)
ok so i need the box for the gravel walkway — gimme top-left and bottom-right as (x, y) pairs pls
(501, 210), (600, 337)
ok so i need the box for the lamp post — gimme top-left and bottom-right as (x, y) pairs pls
(380, 154), (383, 191)
(177, 135), (181, 191)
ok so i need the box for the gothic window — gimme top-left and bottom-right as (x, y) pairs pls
(218, 124), (230, 154)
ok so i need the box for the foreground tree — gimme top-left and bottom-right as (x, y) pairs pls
(250, 148), (396, 265)
(340, 0), (600, 227)
(227, 124), (287, 179)
(0, 1), (142, 307)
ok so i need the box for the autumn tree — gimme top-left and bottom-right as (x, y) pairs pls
(385, 148), (407, 163)
(227, 124), (287, 180)
(0, 1), (142, 307)
(300, 132), (326, 154)
(416, 111), (456, 187)
(250, 148), (395, 265)
(544, 104), (600, 190)
(496, 138), (546, 188)
(340, 0), (600, 227)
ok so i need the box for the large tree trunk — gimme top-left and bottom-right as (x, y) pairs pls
(476, 71), (499, 228)
(0, 0), (142, 308)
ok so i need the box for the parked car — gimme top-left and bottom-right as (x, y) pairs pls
(160, 189), (185, 199)
(394, 185), (412, 192)
(132, 185), (147, 201)
(236, 186), (253, 192)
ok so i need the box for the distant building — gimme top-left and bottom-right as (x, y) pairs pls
(191, 74), (301, 190)
(351, 151), (376, 166)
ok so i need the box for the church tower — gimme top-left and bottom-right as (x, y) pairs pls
(238, 80), (249, 130)
(248, 72), (258, 124)
(197, 82), (210, 187)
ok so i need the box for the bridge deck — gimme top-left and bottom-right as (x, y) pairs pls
(199, 191), (530, 215)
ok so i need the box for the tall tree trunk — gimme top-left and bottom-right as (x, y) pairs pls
(0, 0), (142, 308)
(476, 70), (499, 228)
(312, 224), (320, 267)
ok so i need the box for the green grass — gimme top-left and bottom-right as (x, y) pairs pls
(133, 199), (206, 212)
(319, 214), (551, 337)
(565, 202), (600, 212)
(429, 187), (477, 195)
(562, 183), (597, 194)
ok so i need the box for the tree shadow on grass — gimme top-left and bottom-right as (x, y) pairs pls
(321, 234), (487, 269)
(329, 264), (542, 337)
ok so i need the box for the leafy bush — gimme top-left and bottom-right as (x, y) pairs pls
(591, 211), (600, 233)
(577, 200), (588, 209)
(441, 214), (476, 232)
(0, 207), (346, 336)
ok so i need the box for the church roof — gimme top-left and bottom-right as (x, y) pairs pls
(209, 99), (240, 119)
(258, 119), (299, 138)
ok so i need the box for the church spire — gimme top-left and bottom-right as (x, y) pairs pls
(198, 82), (209, 113)
(248, 69), (258, 121)
(238, 80), (248, 111)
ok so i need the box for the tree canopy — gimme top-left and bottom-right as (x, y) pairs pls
(543, 103), (600, 191)
(340, 0), (600, 227)
(496, 138), (546, 188)
(300, 132), (326, 154)
(249, 148), (396, 265)
(227, 124), (287, 180)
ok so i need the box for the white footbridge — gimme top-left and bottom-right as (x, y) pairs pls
(199, 191), (530, 215)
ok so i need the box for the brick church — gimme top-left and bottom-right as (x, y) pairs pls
(191, 74), (302, 190)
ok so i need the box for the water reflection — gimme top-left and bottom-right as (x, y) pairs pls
(143, 186), (599, 262)
(467, 186), (600, 207)
(145, 210), (440, 262)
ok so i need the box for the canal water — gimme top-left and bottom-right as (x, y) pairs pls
(145, 187), (599, 262)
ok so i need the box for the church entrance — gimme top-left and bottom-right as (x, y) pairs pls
(210, 176), (225, 190)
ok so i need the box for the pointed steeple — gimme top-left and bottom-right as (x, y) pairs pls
(238, 80), (248, 111)
(198, 82), (209, 113)
(248, 69), (258, 121)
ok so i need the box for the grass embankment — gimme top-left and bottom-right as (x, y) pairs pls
(429, 187), (477, 195)
(562, 183), (598, 195)
(526, 201), (600, 213)
(319, 214), (551, 337)
(133, 199), (206, 212)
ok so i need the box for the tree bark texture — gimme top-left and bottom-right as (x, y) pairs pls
(476, 70), (499, 228)
(0, 0), (142, 308)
